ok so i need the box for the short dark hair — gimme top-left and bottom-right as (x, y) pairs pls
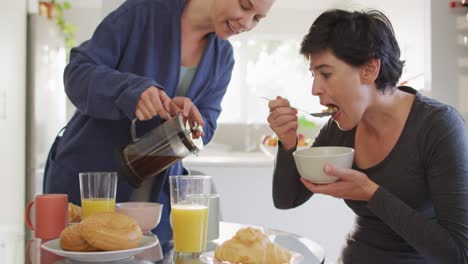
(300, 9), (405, 91)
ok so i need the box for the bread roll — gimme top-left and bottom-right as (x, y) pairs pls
(59, 224), (99, 252)
(79, 212), (142, 251)
(68, 203), (82, 223)
(265, 240), (292, 264)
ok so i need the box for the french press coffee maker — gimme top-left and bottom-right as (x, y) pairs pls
(120, 113), (203, 187)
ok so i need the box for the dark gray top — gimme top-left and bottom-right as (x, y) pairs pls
(273, 87), (468, 264)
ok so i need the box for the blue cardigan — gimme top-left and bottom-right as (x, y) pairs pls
(43, 0), (234, 244)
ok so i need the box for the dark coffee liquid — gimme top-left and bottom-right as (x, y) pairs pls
(121, 129), (198, 187)
(125, 154), (181, 183)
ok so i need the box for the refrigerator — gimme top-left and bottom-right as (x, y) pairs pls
(26, 14), (68, 208)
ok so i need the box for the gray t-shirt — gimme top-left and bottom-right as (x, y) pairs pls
(273, 87), (468, 263)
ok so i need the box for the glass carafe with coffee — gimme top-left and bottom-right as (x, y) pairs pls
(120, 113), (203, 187)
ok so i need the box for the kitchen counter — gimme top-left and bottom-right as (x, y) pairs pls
(184, 151), (274, 168)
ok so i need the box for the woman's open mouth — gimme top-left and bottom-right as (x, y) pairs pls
(326, 104), (340, 119)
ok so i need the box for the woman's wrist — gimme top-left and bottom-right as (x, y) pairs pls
(365, 182), (379, 201)
(279, 137), (297, 151)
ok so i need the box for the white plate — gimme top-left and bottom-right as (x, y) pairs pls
(41, 235), (159, 262)
(199, 250), (304, 264)
(259, 144), (278, 158)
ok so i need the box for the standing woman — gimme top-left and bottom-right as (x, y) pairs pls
(267, 9), (468, 263)
(44, 0), (275, 244)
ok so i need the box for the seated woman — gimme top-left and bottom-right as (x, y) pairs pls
(267, 9), (468, 264)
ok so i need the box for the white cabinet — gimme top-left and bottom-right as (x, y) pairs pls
(0, 2), (27, 263)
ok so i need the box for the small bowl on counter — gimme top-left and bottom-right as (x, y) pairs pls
(115, 202), (163, 234)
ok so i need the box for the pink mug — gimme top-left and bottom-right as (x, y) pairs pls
(25, 194), (68, 239)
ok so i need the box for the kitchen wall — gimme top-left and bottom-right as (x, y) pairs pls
(0, 1), (27, 263)
(431, 0), (468, 120)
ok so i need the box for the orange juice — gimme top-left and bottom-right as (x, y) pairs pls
(81, 198), (116, 218)
(171, 205), (209, 253)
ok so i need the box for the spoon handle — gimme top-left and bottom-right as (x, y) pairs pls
(261, 97), (335, 118)
(261, 97), (315, 115)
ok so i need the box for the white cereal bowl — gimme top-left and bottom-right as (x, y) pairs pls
(293, 146), (354, 184)
(115, 202), (163, 234)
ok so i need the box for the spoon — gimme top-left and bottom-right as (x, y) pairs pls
(261, 97), (337, 118)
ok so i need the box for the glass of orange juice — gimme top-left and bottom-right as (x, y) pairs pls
(169, 175), (211, 257)
(79, 172), (117, 218)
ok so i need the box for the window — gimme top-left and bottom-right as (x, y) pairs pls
(217, 2), (428, 126)
(219, 37), (326, 125)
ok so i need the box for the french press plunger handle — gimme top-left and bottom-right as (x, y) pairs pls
(131, 113), (196, 143)
(130, 113), (178, 142)
(130, 119), (140, 142)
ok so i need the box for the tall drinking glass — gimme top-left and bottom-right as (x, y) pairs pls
(79, 172), (117, 218)
(169, 175), (211, 257)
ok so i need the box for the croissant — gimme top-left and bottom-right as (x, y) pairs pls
(215, 227), (292, 264)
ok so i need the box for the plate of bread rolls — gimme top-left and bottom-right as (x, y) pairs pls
(41, 212), (159, 262)
(260, 133), (312, 159)
(200, 227), (303, 264)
